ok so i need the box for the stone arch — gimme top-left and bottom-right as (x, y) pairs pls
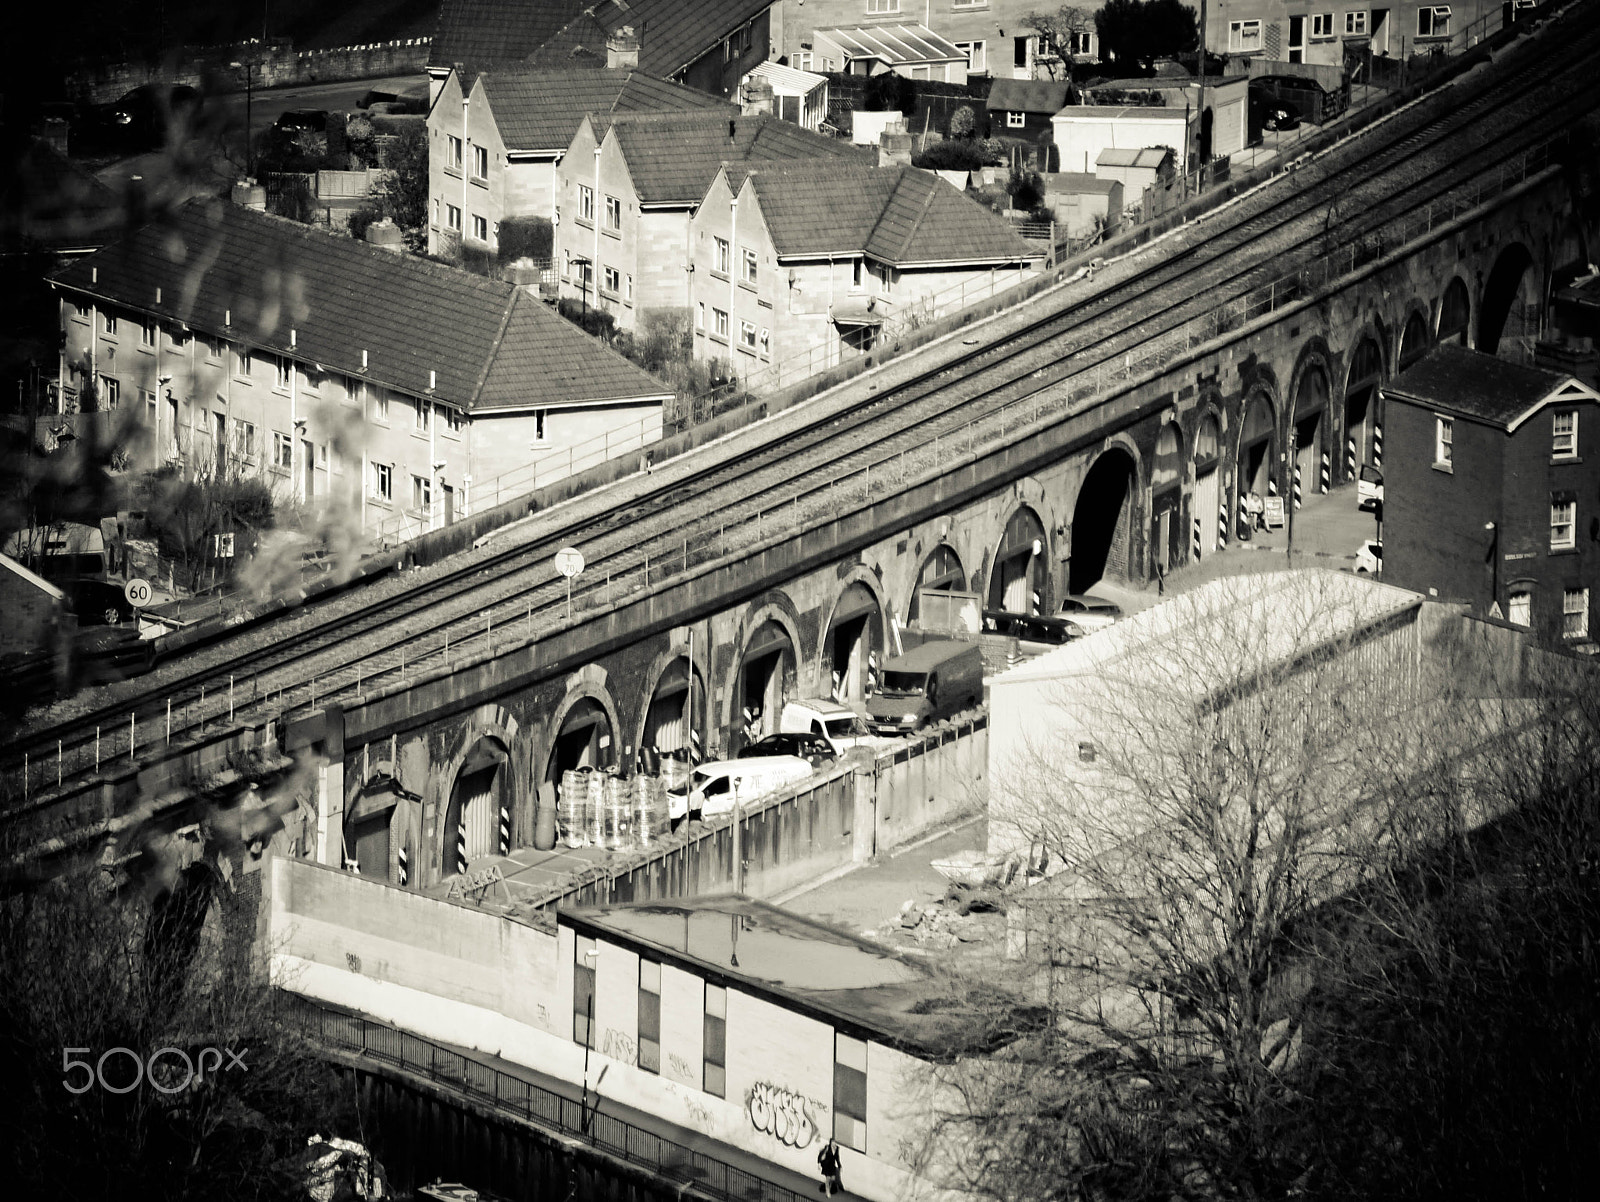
(1479, 242), (1539, 356)
(1398, 303), (1432, 370)
(1150, 418), (1186, 574)
(540, 675), (622, 802)
(1288, 349), (1334, 505)
(635, 643), (711, 771)
(819, 567), (889, 704)
(906, 540), (967, 625)
(1342, 333), (1386, 480)
(442, 728), (516, 876)
(1190, 402), (1227, 559)
(726, 599), (805, 749)
(1235, 388), (1279, 512)
(1069, 441), (1142, 593)
(986, 502), (1051, 613)
(1437, 276), (1471, 347)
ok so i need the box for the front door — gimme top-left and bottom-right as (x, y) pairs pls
(443, 483), (454, 525)
(1371, 9), (1390, 54)
(301, 438), (314, 501)
(1288, 15), (1305, 62)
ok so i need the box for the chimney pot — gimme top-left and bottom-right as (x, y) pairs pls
(606, 24), (641, 70)
(365, 217), (405, 253)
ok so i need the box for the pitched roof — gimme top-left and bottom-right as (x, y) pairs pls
(526, 0), (774, 78)
(1382, 344), (1599, 430)
(1054, 105), (1190, 120)
(814, 24), (964, 64)
(741, 164), (1041, 266)
(1, 135), (121, 255)
(1096, 147), (1173, 168)
(603, 111), (873, 205)
(985, 78), (1072, 114)
(744, 59), (828, 95)
(430, 0), (587, 72)
(49, 200), (668, 412)
(477, 68), (731, 152)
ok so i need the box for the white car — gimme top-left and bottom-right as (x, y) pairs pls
(667, 756), (814, 820)
(1057, 594), (1123, 631)
(1358, 464), (1384, 512)
(1355, 539), (1383, 574)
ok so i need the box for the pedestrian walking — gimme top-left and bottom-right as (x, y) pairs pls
(817, 1137), (843, 1195)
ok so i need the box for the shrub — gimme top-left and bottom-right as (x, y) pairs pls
(863, 72), (916, 116)
(913, 139), (987, 173)
(556, 297), (617, 342)
(949, 104), (977, 140)
(1008, 170), (1045, 212)
(497, 216), (553, 262)
(346, 206), (381, 242)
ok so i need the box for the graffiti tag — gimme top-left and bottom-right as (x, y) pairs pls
(602, 1028), (637, 1065)
(666, 1052), (695, 1083)
(746, 1080), (819, 1149)
(684, 1097), (715, 1128)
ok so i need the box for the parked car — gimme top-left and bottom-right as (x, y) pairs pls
(105, 84), (200, 148)
(779, 698), (883, 756)
(982, 609), (1081, 648)
(274, 109), (328, 133)
(1358, 463), (1385, 512)
(1355, 539), (1383, 574)
(865, 640), (985, 735)
(67, 577), (136, 626)
(1248, 80), (1303, 133)
(739, 732), (837, 767)
(1057, 594), (1124, 631)
(671, 756), (815, 820)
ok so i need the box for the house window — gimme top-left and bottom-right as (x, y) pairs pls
(703, 983), (726, 1097)
(1006, 111), (1026, 128)
(232, 418), (257, 459)
(794, 51), (813, 72)
(272, 431), (293, 470)
(1311, 13), (1335, 37)
(865, 0), (900, 13)
(472, 144), (488, 179)
(1508, 590), (1532, 628)
(274, 356), (291, 388)
(531, 408), (547, 443)
(638, 960), (661, 1074)
(1229, 20), (1264, 51)
(205, 336), (224, 360)
(1563, 588), (1589, 639)
(444, 406), (464, 435)
(955, 41), (986, 73)
(605, 195), (622, 231)
(1069, 31), (1095, 55)
(139, 388), (156, 423)
(446, 204), (462, 232)
(834, 1033), (868, 1152)
(373, 391), (390, 422)
(625, 274), (634, 303)
(1553, 410), (1577, 457)
(695, 302), (706, 332)
(412, 474), (432, 510)
(99, 376), (120, 407)
(472, 214), (488, 241)
(72, 303), (90, 321)
(578, 185), (594, 223)
(1551, 496), (1576, 549)
(759, 327), (770, 356)
(604, 265), (621, 295)
(574, 936), (597, 1048)
(739, 320), (757, 350)
(1418, 6), (1451, 36)
(852, 258), (865, 289)
(372, 462), (392, 502)
(415, 398), (430, 432)
(713, 236), (730, 276)
(1434, 416), (1452, 466)
(447, 135), (463, 169)
(103, 313), (117, 336)
(713, 308), (729, 338)
(742, 247), (758, 285)
(1345, 11), (1369, 35)
(140, 322), (156, 347)
(303, 367), (322, 391)
(432, 197), (439, 226)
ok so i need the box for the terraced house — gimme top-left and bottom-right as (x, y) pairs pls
(688, 161), (1044, 381)
(425, 66), (731, 258)
(49, 202), (671, 538)
(554, 110), (873, 334)
(1203, 0), (1504, 65)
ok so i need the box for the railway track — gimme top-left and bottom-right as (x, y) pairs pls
(5, 1), (1597, 803)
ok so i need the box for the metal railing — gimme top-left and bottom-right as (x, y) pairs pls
(292, 998), (808, 1202)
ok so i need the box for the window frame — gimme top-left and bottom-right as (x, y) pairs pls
(1310, 12), (1336, 38)
(1418, 5), (1452, 37)
(471, 143), (488, 180)
(411, 473), (432, 512)
(531, 408), (547, 444)
(1552, 410), (1578, 458)
(1228, 19), (1264, 51)
(1550, 496), (1576, 550)
(713, 307), (729, 339)
(742, 247), (758, 285)
(865, 0), (901, 13)
(103, 312), (118, 336)
(274, 356), (291, 389)
(372, 461), (393, 502)
(1507, 590), (1532, 628)
(471, 213), (488, 241)
(232, 417), (257, 460)
(578, 184), (595, 224)
(1562, 587), (1589, 639)
(954, 40), (986, 73)
(713, 236), (731, 277)
(139, 321), (156, 348)
(446, 203), (462, 232)
(739, 319), (758, 350)
(414, 397), (430, 433)
(1345, 10), (1369, 36)
(272, 430), (293, 471)
(1434, 415), (1453, 468)
(1006, 111), (1027, 129)
(604, 194), (622, 231)
(447, 134), (463, 170)
(98, 375), (120, 408)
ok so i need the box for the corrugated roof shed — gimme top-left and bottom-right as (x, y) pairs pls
(49, 200), (669, 412)
(742, 163), (1040, 266)
(985, 78), (1073, 114)
(603, 111), (873, 205)
(815, 23), (964, 64)
(477, 68), (731, 152)
(1382, 344), (1596, 430)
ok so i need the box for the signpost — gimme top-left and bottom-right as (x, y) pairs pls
(554, 547), (585, 619)
(1263, 496), (1286, 529)
(123, 578), (153, 608)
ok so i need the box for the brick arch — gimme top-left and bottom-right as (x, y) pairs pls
(539, 668), (622, 786)
(633, 639), (713, 768)
(903, 536), (968, 625)
(722, 593), (806, 747)
(1437, 273), (1473, 347)
(1397, 299), (1433, 370)
(817, 566), (891, 701)
(984, 499), (1053, 612)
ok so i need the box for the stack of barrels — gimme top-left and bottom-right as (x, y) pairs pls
(557, 762), (674, 851)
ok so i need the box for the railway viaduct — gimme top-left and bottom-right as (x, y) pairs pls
(301, 140), (1588, 889)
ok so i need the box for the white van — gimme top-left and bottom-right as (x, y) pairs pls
(668, 756), (814, 820)
(779, 699), (881, 756)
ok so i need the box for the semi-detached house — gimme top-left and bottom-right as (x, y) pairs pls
(426, 66), (732, 259)
(49, 201), (671, 539)
(688, 161), (1044, 381)
(554, 110), (874, 334)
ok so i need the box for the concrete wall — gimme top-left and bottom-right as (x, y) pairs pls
(1052, 111), (1191, 175)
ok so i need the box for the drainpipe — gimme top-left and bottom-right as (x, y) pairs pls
(289, 339), (299, 500)
(429, 397), (437, 532)
(592, 145), (603, 309)
(461, 92), (470, 250)
(728, 195), (739, 374)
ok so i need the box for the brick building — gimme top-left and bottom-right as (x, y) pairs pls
(1381, 344), (1600, 650)
(49, 201), (671, 538)
(1203, 0), (1501, 65)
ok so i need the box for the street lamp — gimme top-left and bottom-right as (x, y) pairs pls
(1485, 522), (1499, 615)
(228, 60), (256, 178)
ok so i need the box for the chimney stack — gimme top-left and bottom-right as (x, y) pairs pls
(741, 76), (775, 118)
(365, 217), (405, 253)
(231, 180), (266, 211)
(878, 126), (913, 169)
(606, 24), (641, 70)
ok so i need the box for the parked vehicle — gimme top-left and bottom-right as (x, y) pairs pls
(1355, 539), (1383, 574)
(671, 756), (815, 820)
(106, 84), (200, 148)
(739, 732), (837, 767)
(1358, 463), (1384, 512)
(274, 109), (328, 133)
(1057, 594), (1123, 631)
(982, 609), (1081, 648)
(865, 640), (984, 735)
(779, 698), (881, 755)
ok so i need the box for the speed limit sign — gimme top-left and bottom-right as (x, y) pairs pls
(123, 578), (154, 608)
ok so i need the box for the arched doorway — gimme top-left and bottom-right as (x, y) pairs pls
(908, 543), (965, 625)
(641, 657), (707, 765)
(738, 619), (796, 745)
(444, 735), (511, 876)
(344, 764), (416, 883)
(1438, 277), (1471, 347)
(1398, 310), (1430, 370)
(1291, 365), (1329, 508)
(1479, 243), (1538, 356)
(1150, 424), (1185, 574)
(542, 697), (615, 798)
(1192, 412), (1223, 559)
(988, 506), (1049, 614)
(1070, 451), (1137, 594)
(1239, 392), (1277, 494)
(824, 582), (883, 703)
(1344, 338), (1383, 480)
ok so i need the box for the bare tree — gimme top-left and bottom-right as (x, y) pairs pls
(1023, 7), (1096, 81)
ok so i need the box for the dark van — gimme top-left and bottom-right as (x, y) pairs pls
(866, 641), (985, 735)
